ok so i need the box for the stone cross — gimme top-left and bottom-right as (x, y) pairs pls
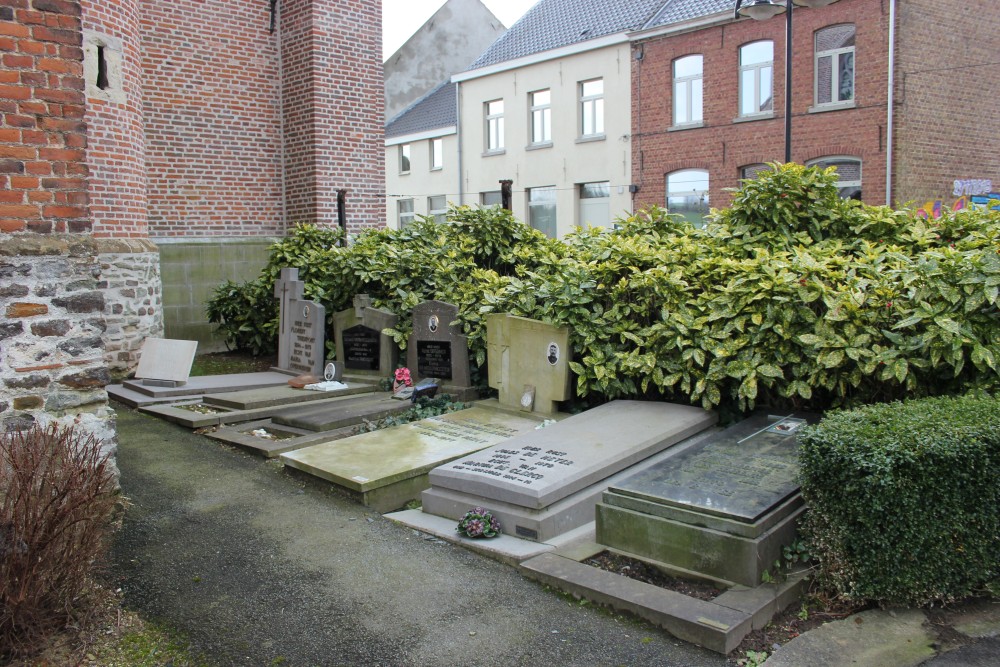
(274, 268), (304, 369)
(353, 293), (373, 318)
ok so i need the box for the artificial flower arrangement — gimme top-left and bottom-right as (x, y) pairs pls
(393, 367), (413, 394)
(457, 506), (501, 539)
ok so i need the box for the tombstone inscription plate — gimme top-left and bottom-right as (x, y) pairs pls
(416, 340), (453, 379)
(342, 325), (381, 370)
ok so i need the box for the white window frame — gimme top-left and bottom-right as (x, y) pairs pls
(485, 99), (504, 153)
(429, 137), (443, 170)
(398, 198), (414, 227)
(738, 41), (774, 118)
(814, 24), (855, 108)
(673, 55), (703, 127)
(527, 186), (557, 238)
(480, 191), (502, 207)
(427, 195), (447, 224)
(666, 169), (710, 227)
(399, 143), (411, 174)
(579, 78), (604, 139)
(807, 156), (862, 199)
(529, 89), (552, 146)
(578, 181), (611, 230)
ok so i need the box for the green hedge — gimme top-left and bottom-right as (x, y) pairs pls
(206, 163), (1000, 413)
(798, 394), (1000, 605)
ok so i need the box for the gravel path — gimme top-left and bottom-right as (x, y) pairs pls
(109, 406), (730, 667)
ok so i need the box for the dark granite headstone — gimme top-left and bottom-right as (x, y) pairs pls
(406, 300), (473, 398)
(342, 325), (381, 371)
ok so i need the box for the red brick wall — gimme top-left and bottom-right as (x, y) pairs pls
(281, 0), (385, 233)
(139, 0), (284, 237)
(0, 0), (90, 234)
(894, 0), (999, 205)
(82, 0), (146, 238)
(632, 0), (890, 211)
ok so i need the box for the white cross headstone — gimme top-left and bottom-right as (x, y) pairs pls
(274, 268), (305, 370)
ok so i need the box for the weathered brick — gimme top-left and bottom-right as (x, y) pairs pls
(13, 396), (44, 410)
(58, 367), (111, 389)
(4, 373), (50, 389)
(30, 318), (70, 336)
(51, 291), (103, 312)
(5, 301), (48, 317)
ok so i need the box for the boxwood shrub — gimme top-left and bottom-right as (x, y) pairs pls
(798, 393), (1000, 605)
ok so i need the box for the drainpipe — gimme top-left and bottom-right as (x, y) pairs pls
(456, 82), (463, 206)
(885, 0), (896, 206)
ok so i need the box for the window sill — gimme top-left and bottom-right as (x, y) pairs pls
(482, 149), (506, 157)
(576, 134), (606, 144)
(732, 112), (774, 124)
(668, 122), (704, 132)
(430, 167), (443, 172)
(808, 100), (856, 114)
(399, 171), (411, 176)
(526, 142), (553, 151)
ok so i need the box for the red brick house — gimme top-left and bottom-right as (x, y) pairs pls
(629, 0), (999, 220)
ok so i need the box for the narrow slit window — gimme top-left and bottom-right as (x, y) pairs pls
(96, 45), (110, 90)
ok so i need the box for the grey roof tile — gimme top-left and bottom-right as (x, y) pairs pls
(469, 0), (668, 70)
(385, 81), (457, 139)
(644, 0), (734, 29)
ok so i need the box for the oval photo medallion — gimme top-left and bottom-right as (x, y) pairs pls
(546, 342), (560, 366)
(428, 314), (439, 333)
(302, 304), (310, 319)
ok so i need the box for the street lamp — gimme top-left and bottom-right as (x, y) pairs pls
(734, 0), (841, 163)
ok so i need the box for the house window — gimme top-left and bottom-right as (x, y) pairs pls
(430, 138), (443, 170)
(673, 55), (703, 126)
(579, 78), (604, 138)
(579, 181), (611, 229)
(481, 191), (502, 207)
(399, 144), (411, 174)
(739, 41), (773, 117)
(740, 163), (770, 180)
(485, 99), (504, 152)
(398, 199), (415, 227)
(528, 186), (557, 238)
(530, 89), (552, 145)
(666, 169), (709, 227)
(808, 157), (862, 199)
(428, 195), (447, 224)
(815, 24), (855, 106)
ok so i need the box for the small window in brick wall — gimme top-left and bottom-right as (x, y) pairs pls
(83, 30), (125, 103)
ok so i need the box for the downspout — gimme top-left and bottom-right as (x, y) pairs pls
(456, 82), (464, 206)
(885, 0), (896, 206)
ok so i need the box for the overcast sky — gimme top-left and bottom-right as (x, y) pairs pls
(382, 0), (538, 59)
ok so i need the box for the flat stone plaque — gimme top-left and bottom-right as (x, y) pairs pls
(286, 299), (325, 377)
(429, 401), (716, 510)
(609, 415), (806, 524)
(279, 407), (541, 502)
(134, 338), (198, 383)
(342, 325), (380, 370)
(416, 341), (452, 379)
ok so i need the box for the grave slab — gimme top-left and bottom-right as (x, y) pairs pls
(205, 419), (355, 458)
(107, 383), (203, 409)
(202, 383), (374, 411)
(122, 372), (293, 398)
(280, 407), (543, 512)
(134, 337), (198, 384)
(428, 401), (716, 510)
(596, 414), (813, 587)
(272, 393), (411, 432)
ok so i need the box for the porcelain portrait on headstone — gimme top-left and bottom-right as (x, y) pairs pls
(428, 314), (439, 333)
(546, 342), (560, 365)
(302, 304), (310, 319)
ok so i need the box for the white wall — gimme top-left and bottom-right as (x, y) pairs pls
(385, 130), (459, 228)
(456, 43), (634, 237)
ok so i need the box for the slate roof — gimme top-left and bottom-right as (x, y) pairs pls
(468, 0), (668, 70)
(643, 0), (734, 30)
(385, 81), (457, 139)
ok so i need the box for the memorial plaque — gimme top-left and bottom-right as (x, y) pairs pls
(486, 314), (571, 414)
(135, 337), (198, 383)
(342, 324), (381, 370)
(416, 340), (453, 379)
(429, 401), (716, 510)
(286, 299), (325, 377)
(610, 415), (806, 524)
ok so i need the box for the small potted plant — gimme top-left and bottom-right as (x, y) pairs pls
(457, 507), (501, 539)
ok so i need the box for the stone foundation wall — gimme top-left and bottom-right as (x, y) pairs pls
(97, 238), (163, 379)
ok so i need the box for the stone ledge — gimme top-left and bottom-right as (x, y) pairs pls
(0, 234), (158, 257)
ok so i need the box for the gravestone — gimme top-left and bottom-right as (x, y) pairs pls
(487, 313), (571, 414)
(421, 401), (717, 542)
(280, 407), (543, 512)
(134, 338), (198, 386)
(406, 300), (475, 399)
(596, 414), (812, 587)
(333, 294), (398, 376)
(273, 268), (327, 377)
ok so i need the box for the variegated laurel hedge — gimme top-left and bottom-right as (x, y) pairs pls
(207, 163), (1000, 412)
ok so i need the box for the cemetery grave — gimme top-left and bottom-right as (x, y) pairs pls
(405, 300), (476, 400)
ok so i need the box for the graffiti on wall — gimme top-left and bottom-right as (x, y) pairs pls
(953, 179), (992, 196)
(915, 178), (998, 218)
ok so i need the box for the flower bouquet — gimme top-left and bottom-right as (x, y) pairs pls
(456, 506), (501, 539)
(392, 367), (413, 395)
